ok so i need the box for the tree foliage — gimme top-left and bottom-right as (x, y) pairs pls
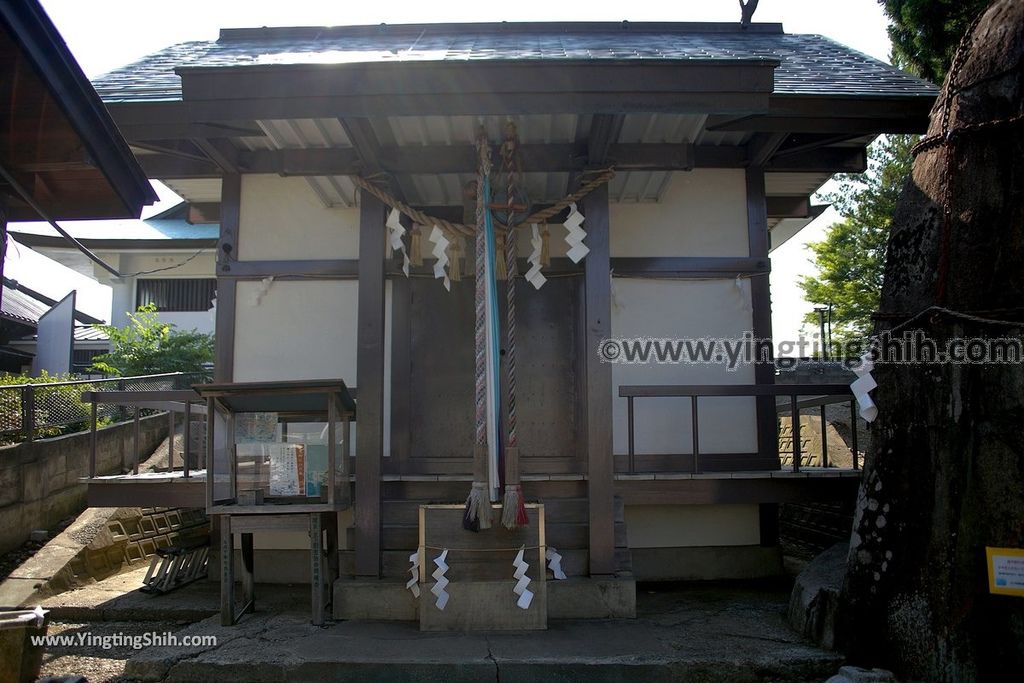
(799, 134), (916, 344)
(880, 0), (993, 83)
(800, 2), (992, 346)
(89, 303), (213, 376)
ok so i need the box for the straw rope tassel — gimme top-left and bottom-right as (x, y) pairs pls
(464, 128), (493, 532)
(500, 120), (529, 530)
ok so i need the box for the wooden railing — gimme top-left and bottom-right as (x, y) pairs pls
(617, 383), (859, 474)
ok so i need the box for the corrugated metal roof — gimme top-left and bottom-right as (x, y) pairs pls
(92, 23), (937, 104)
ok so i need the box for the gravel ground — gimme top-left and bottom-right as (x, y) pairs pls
(39, 620), (193, 683)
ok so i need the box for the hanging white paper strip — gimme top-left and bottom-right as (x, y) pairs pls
(406, 551), (421, 598)
(429, 225), (451, 292)
(526, 223), (547, 290)
(386, 208), (410, 277)
(545, 546), (567, 580)
(851, 352), (879, 422)
(512, 546), (534, 610)
(431, 549), (450, 610)
(564, 202), (590, 264)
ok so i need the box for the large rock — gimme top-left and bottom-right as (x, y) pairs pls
(789, 541), (847, 649)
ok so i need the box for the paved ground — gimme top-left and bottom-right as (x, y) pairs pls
(34, 568), (843, 682)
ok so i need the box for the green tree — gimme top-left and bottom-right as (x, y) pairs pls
(880, 0), (993, 83)
(90, 303), (213, 376)
(799, 134), (916, 344)
(800, 2), (992, 347)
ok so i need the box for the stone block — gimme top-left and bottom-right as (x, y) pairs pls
(420, 579), (547, 631)
(20, 460), (45, 503)
(789, 542), (847, 650)
(334, 579), (417, 621)
(547, 576), (636, 619)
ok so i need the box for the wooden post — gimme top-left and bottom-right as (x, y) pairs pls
(355, 191), (386, 577)
(746, 167), (779, 470)
(582, 183), (615, 576)
(215, 173), (240, 382)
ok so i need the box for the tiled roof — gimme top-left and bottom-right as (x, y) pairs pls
(93, 22), (937, 103)
(1, 281), (108, 338)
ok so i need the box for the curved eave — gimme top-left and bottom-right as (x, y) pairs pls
(0, 0), (158, 220)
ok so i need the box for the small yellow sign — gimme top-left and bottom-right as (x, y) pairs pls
(986, 547), (1024, 597)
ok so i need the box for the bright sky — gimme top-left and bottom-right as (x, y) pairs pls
(37, 0), (896, 342)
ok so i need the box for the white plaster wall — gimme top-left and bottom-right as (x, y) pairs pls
(238, 175), (360, 261)
(610, 278), (758, 456)
(233, 280), (359, 383)
(610, 169), (749, 257)
(624, 504), (761, 548)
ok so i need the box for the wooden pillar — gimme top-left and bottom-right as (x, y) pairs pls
(583, 183), (615, 575)
(215, 174), (240, 382)
(355, 191), (386, 577)
(746, 167), (779, 467)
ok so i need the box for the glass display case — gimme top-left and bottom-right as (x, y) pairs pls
(194, 379), (355, 513)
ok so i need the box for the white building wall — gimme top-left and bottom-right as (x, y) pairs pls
(96, 251), (218, 336)
(238, 175), (360, 261)
(609, 169), (757, 457)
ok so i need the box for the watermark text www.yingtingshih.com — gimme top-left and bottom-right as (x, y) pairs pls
(30, 630), (218, 651)
(597, 331), (1023, 370)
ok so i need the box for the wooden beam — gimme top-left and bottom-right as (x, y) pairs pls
(609, 256), (768, 276)
(337, 118), (383, 171)
(235, 142), (699, 176)
(746, 132), (789, 166)
(193, 138), (239, 173)
(767, 147), (866, 173)
(707, 115), (930, 134)
(765, 195), (812, 219)
(582, 183), (615, 576)
(219, 259), (359, 279)
(746, 167), (779, 470)
(587, 114), (625, 166)
(135, 154), (221, 179)
(214, 174), (240, 382)
(354, 191), (386, 577)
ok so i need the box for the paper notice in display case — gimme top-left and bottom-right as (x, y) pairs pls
(268, 443), (306, 496)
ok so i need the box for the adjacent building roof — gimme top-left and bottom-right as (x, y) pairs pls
(9, 201), (219, 250)
(0, 0), (158, 220)
(93, 22), (937, 104)
(1, 278), (108, 342)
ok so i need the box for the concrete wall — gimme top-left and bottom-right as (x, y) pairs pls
(0, 414), (168, 555)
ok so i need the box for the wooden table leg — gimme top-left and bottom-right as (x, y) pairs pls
(310, 513), (324, 625)
(220, 517), (234, 626)
(327, 513), (339, 613)
(241, 532), (255, 616)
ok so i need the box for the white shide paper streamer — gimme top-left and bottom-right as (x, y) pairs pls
(512, 547), (534, 610)
(525, 223), (547, 290)
(406, 551), (421, 598)
(564, 202), (590, 264)
(851, 351), (879, 422)
(429, 225), (451, 292)
(545, 546), (567, 580)
(386, 208), (410, 277)
(431, 548), (450, 610)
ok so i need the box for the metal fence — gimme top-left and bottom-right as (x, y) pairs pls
(0, 371), (211, 443)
